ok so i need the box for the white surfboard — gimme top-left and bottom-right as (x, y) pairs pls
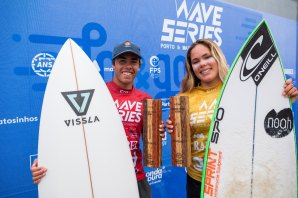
(93, 60), (100, 72)
(38, 39), (139, 198)
(202, 20), (297, 197)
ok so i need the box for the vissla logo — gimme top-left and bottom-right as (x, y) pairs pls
(264, 108), (293, 138)
(61, 89), (95, 116)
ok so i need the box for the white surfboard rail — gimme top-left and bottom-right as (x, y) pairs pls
(38, 39), (139, 198)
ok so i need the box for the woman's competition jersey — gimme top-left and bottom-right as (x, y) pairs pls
(180, 82), (222, 182)
(107, 81), (151, 181)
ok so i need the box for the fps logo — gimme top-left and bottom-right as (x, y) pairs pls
(61, 89), (100, 127)
(264, 108), (293, 138)
(31, 53), (56, 77)
(149, 56), (161, 78)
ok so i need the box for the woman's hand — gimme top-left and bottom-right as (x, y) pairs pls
(159, 115), (174, 137)
(31, 159), (47, 184)
(283, 78), (298, 103)
(159, 121), (166, 138)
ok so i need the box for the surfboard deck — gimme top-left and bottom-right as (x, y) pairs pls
(38, 39), (139, 198)
(201, 20), (297, 198)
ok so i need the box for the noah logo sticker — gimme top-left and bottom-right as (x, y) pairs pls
(264, 108), (293, 138)
(62, 89), (94, 116)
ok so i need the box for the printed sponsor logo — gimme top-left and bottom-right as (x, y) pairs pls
(204, 148), (222, 197)
(62, 89), (94, 116)
(149, 56), (161, 78)
(146, 166), (165, 185)
(193, 133), (205, 152)
(161, 98), (170, 111)
(63, 116), (100, 127)
(128, 127), (138, 138)
(61, 89), (100, 127)
(119, 90), (129, 94)
(193, 133), (204, 139)
(0, 116), (38, 125)
(210, 107), (224, 144)
(114, 100), (142, 123)
(240, 36), (272, 81)
(104, 67), (114, 72)
(154, 97), (168, 145)
(129, 141), (139, 170)
(240, 23), (277, 86)
(193, 156), (204, 172)
(23, 23), (110, 80)
(160, 0), (223, 51)
(190, 99), (216, 124)
(264, 108), (293, 138)
(31, 53), (55, 77)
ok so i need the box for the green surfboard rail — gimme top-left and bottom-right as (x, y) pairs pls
(200, 19), (297, 197)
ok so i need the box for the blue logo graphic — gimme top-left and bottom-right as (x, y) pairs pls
(149, 56), (161, 78)
(61, 89), (95, 116)
(31, 53), (56, 77)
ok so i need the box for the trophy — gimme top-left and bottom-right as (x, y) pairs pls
(143, 99), (162, 168)
(170, 96), (191, 167)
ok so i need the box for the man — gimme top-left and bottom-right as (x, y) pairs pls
(32, 41), (152, 198)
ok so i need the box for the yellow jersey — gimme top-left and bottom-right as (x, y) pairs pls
(180, 82), (222, 182)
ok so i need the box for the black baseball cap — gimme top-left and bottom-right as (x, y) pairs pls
(112, 41), (141, 59)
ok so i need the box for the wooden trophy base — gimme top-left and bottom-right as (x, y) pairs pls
(143, 99), (162, 168)
(170, 96), (191, 167)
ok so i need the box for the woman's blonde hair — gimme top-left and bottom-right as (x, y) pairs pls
(181, 39), (229, 93)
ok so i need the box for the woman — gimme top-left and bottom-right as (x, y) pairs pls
(159, 38), (298, 198)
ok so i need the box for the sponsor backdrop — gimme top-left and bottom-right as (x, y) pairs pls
(0, 0), (297, 197)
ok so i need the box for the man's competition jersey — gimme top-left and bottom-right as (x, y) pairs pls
(107, 81), (151, 181)
(180, 82), (222, 182)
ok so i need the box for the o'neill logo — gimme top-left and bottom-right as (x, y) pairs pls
(239, 34), (277, 86)
(61, 89), (100, 127)
(240, 35), (272, 81)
